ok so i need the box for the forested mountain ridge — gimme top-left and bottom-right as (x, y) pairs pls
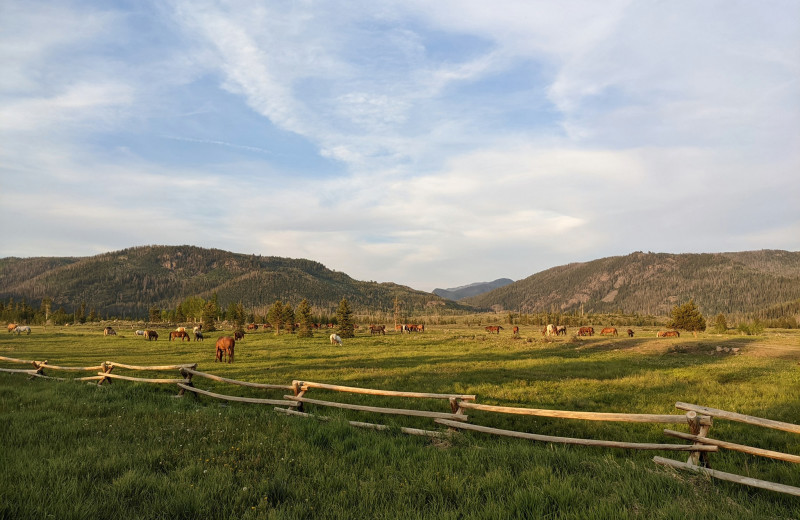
(0, 245), (466, 318)
(463, 250), (800, 316)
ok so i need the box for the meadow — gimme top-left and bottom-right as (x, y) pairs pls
(1, 322), (799, 519)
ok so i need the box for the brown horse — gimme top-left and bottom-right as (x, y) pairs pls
(657, 330), (680, 338)
(144, 330), (158, 341)
(7, 323), (18, 333)
(627, 329), (634, 337)
(600, 327), (618, 336)
(485, 325), (503, 334)
(169, 330), (191, 342)
(234, 330), (245, 341)
(369, 325), (386, 335)
(215, 336), (235, 363)
(512, 326), (519, 335)
(578, 326), (594, 336)
(246, 323), (259, 330)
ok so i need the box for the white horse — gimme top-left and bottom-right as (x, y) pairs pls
(13, 326), (31, 335)
(330, 334), (342, 346)
(135, 330), (145, 336)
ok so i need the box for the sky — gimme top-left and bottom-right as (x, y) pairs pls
(1, 1), (799, 292)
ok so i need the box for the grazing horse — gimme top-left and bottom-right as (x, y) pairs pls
(13, 326), (31, 335)
(485, 326), (503, 334)
(169, 330), (191, 342)
(512, 326), (519, 335)
(578, 326), (594, 336)
(369, 325), (386, 335)
(193, 325), (202, 335)
(103, 326), (116, 336)
(657, 330), (680, 338)
(215, 336), (235, 363)
(175, 326), (186, 332)
(330, 334), (342, 345)
(144, 330), (158, 341)
(7, 323), (18, 333)
(600, 327), (618, 336)
(234, 330), (245, 341)
(246, 323), (258, 330)
(542, 324), (557, 336)
(627, 329), (634, 337)
(194, 331), (204, 341)
(135, 330), (145, 336)
(556, 326), (567, 336)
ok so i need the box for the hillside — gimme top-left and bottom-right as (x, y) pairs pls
(433, 278), (514, 301)
(0, 245), (467, 318)
(464, 250), (800, 316)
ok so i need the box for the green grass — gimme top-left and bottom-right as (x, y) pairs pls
(1, 324), (799, 519)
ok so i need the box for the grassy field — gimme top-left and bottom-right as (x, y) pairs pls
(1, 323), (799, 519)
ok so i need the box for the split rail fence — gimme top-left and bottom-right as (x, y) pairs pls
(1, 355), (797, 497)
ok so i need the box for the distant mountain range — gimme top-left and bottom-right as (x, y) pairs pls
(433, 279), (514, 301)
(463, 250), (800, 316)
(1, 246), (799, 319)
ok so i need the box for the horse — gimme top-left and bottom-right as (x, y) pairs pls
(543, 324), (556, 336)
(193, 325), (202, 335)
(578, 326), (594, 336)
(144, 330), (158, 341)
(556, 326), (567, 336)
(600, 327), (618, 336)
(7, 323), (18, 333)
(234, 330), (245, 341)
(369, 325), (386, 335)
(485, 325), (503, 334)
(627, 329), (634, 337)
(512, 326), (519, 335)
(215, 336), (235, 363)
(657, 330), (680, 338)
(135, 330), (145, 336)
(194, 331), (204, 341)
(175, 326), (186, 332)
(169, 330), (191, 342)
(103, 326), (116, 336)
(330, 334), (342, 345)
(246, 323), (258, 330)
(13, 326), (31, 335)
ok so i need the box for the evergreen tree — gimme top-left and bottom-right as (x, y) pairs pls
(267, 300), (284, 335)
(149, 307), (161, 323)
(336, 298), (355, 338)
(668, 299), (707, 333)
(201, 301), (217, 332)
(712, 313), (728, 334)
(282, 303), (296, 334)
(296, 299), (314, 338)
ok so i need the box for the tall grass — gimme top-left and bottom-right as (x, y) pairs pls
(1, 324), (799, 519)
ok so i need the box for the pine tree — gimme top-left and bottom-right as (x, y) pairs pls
(336, 298), (355, 338)
(201, 301), (217, 332)
(668, 299), (707, 333)
(712, 313), (728, 334)
(282, 303), (296, 334)
(296, 299), (314, 338)
(267, 300), (284, 335)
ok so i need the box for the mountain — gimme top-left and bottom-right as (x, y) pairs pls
(463, 250), (800, 316)
(433, 278), (514, 301)
(0, 245), (468, 318)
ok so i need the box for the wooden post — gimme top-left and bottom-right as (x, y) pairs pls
(292, 380), (305, 412)
(98, 362), (114, 386)
(686, 411), (712, 467)
(178, 368), (195, 397)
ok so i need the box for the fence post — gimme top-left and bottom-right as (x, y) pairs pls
(686, 410), (712, 467)
(98, 362), (114, 386)
(293, 380), (305, 412)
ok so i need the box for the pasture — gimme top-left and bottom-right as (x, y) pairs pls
(1, 323), (799, 519)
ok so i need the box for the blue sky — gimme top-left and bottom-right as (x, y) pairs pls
(1, 0), (798, 291)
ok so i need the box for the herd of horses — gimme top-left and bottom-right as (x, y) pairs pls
(480, 324), (681, 339)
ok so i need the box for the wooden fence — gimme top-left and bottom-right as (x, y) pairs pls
(1, 355), (797, 496)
